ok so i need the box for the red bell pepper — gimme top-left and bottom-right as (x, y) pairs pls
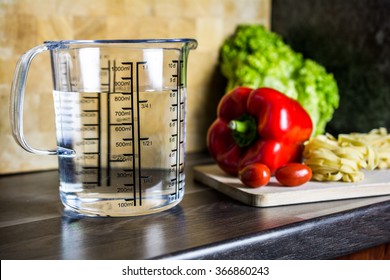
(207, 87), (313, 175)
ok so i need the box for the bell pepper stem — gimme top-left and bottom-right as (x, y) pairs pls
(228, 120), (249, 133)
(228, 115), (257, 148)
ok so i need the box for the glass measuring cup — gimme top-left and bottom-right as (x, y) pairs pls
(10, 39), (197, 217)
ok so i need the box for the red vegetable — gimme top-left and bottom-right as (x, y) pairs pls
(275, 163), (312, 186)
(238, 163), (270, 188)
(207, 87), (313, 175)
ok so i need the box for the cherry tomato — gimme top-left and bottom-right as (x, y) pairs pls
(238, 163), (270, 188)
(275, 163), (312, 187)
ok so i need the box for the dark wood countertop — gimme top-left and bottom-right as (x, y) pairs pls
(1, 153), (389, 260)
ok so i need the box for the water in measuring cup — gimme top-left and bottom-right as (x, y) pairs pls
(53, 89), (186, 216)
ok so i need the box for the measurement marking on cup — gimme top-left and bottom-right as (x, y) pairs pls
(115, 61), (137, 206)
(114, 95), (131, 101)
(118, 201), (134, 207)
(136, 61), (147, 206)
(109, 123), (132, 126)
(127, 62), (136, 206)
(83, 96), (99, 99)
(109, 60), (135, 191)
(174, 59), (182, 200)
(100, 60), (111, 187)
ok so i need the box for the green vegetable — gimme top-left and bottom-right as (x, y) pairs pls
(220, 24), (339, 135)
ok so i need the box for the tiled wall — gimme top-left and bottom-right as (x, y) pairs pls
(0, 0), (271, 174)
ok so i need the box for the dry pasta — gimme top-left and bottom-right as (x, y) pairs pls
(303, 127), (390, 182)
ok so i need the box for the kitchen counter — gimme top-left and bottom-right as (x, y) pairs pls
(0, 153), (389, 260)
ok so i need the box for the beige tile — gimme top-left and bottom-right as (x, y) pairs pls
(37, 16), (74, 41)
(14, 0), (56, 16)
(0, 16), (16, 57)
(186, 51), (219, 87)
(182, 0), (223, 18)
(168, 18), (196, 38)
(0, 57), (17, 86)
(152, 0), (184, 17)
(108, 16), (172, 39)
(106, 0), (153, 17)
(136, 16), (171, 38)
(51, 0), (109, 16)
(73, 16), (107, 39)
(195, 17), (224, 52)
(223, 0), (265, 20)
(15, 15), (40, 53)
(0, 15), (25, 55)
(0, 134), (57, 174)
(186, 84), (221, 152)
(106, 17), (141, 39)
(0, 93), (10, 133)
(0, 0), (16, 15)
(259, 0), (271, 21)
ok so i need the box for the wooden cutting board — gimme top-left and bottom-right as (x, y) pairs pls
(193, 164), (390, 207)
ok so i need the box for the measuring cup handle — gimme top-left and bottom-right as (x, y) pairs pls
(10, 43), (58, 155)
